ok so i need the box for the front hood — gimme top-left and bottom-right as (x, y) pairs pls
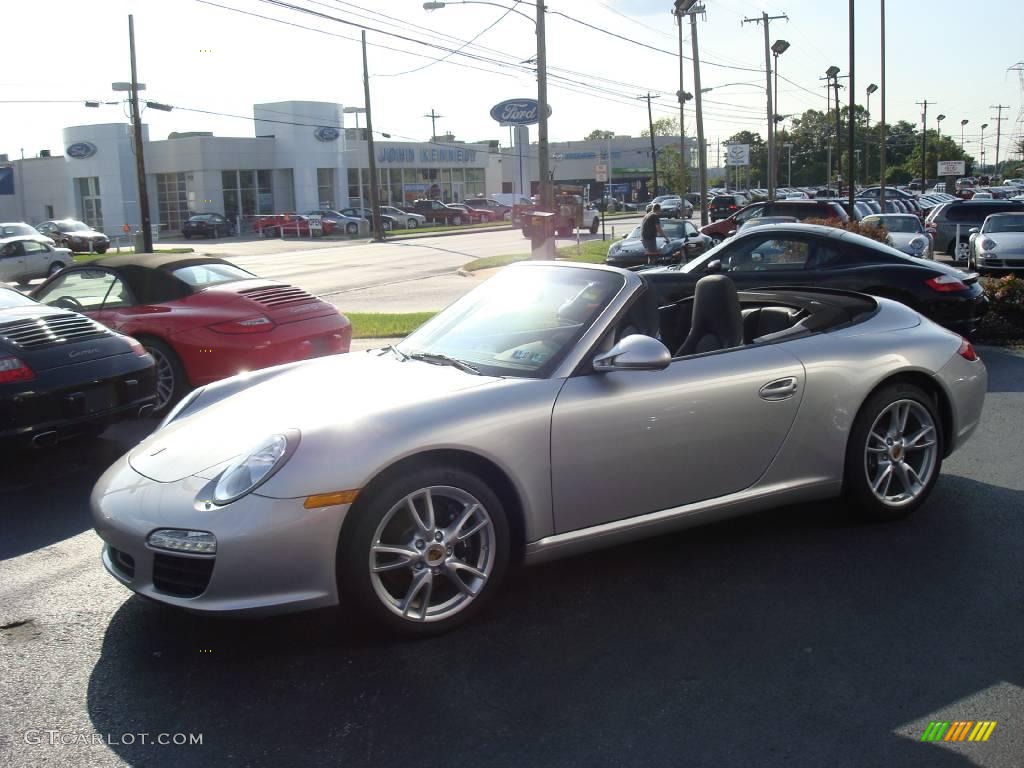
(981, 232), (1024, 251)
(128, 351), (501, 483)
(889, 233), (926, 250)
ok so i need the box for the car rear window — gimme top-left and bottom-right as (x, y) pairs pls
(946, 203), (1024, 221)
(172, 262), (254, 287)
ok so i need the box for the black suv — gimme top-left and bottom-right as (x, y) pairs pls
(926, 199), (1024, 259)
(709, 194), (748, 221)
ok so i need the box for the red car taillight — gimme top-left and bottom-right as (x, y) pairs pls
(0, 355), (35, 384)
(957, 338), (979, 361)
(925, 275), (968, 293)
(729, 205), (738, 210)
(207, 316), (276, 334)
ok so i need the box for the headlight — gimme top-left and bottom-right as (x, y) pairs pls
(979, 237), (997, 251)
(909, 236), (926, 252)
(212, 431), (298, 505)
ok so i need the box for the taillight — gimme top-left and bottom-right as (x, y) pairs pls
(957, 338), (979, 361)
(0, 355), (35, 384)
(207, 316), (276, 334)
(925, 275), (968, 292)
(127, 337), (149, 356)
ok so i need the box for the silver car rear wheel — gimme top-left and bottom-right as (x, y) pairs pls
(864, 399), (938, 508)
(369, 485), (497, 623)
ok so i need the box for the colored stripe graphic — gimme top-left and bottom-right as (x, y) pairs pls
(921, 720), (997, 742)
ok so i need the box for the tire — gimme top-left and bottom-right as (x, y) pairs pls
(345, 222), (358, 235)
(408, 219), (419, 229)
(949, 238), (969, 261)
(338, 462), (510, 636)
(47, 261), (65, 277)
(95, 246), (108, 254)
(843, 382), (943, 522)
(140, 338), (188, 416)
(183, 233), (192, 240)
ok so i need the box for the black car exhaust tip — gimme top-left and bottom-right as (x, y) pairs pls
(139, 404), (155, 418)
(31, 431), (58, 448)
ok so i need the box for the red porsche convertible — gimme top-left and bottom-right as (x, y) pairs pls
(31, 254), (352, 413)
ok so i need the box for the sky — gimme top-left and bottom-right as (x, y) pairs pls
(2, 0), (1021, 166)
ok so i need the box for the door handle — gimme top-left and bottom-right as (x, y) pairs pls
(759, 377), (799, 401)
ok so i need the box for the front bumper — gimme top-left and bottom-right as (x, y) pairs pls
(976, 253), (1024, 270)
(91, 456), (352, 615)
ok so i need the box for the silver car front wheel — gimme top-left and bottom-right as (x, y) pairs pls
(341, 464), (510, 635)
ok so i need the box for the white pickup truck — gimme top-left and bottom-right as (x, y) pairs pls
(0, 238), (72, 284)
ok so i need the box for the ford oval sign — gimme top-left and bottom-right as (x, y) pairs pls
(489, 99), (551, 126)
(314, 126), (340, 142)
(66, 141), (97, 159)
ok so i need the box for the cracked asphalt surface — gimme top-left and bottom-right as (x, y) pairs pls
(1, 347), (1022, 768)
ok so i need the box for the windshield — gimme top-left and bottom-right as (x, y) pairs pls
(0, 287), (38, 309)
(171, 262), (254, 287)
(1, 224), (40, 238)
(983, 214), (1024, 233)
(397, 266), (625, 378)
(58, 221), (90, 232)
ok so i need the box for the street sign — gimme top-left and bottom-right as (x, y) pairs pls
(307, 215), (323, 235)
(937, 160), (965, 176)
(726, 144), (750, 166)
(595, 163), (608, 182)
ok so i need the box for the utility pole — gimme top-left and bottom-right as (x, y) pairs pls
(743, 11), (788, 201)
(846, 0), (855, 208)
(990, 104), (1007, 178)
(127, 15), (152, 254)
(688, 6), (708, 224)
(879, 0), (886, 208)
(362, 30), (383, 242)
(638, 93), (660, 193)
(821, 68), (845, 191)
(536, 0), (551, 209)
(916, 99), (933, 189)
(675, 9), (690, 196)
(423, 108), (444, 141)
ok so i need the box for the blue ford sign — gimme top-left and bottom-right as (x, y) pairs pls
(66, 141), (97, 159)
(314, 126), (340, 142)
(489, 99), (551, 126)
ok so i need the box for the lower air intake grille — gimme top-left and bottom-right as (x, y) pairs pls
(152, 553), (215, 598)
(109, 547), (136, 579)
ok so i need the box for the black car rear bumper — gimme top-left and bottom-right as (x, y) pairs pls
(0, 354), (157, 443)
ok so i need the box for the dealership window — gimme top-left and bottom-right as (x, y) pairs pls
(222, 169), (273, 221)
(465, 167), (485, 199)
(156, 172), (189, 232)
(74, 177), (103, 232)
(317, 168), (335, 208)
(347, 167), (364, 208)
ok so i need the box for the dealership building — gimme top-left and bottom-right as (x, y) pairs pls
(0, 99), (692, 236)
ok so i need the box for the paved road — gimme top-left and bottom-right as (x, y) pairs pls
(162, 218), (644, 313)
(1, 347), (1021, 768)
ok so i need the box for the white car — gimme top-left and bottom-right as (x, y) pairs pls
(862, 214), (933, 259)
(380, 206), (427, 229)
(1, 222), (56, 247)
(968, 212), (1024, 273)
(0, 237), (72, 284)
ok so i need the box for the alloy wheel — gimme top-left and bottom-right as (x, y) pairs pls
(146, 345), (176, 411)
(369, 485), (496, 623)
(864, 399), (938, 508)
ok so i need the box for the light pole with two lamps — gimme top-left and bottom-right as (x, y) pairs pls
(771, 39), (789, 198)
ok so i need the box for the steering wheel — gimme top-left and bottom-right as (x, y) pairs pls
(53, 295), (83, 310)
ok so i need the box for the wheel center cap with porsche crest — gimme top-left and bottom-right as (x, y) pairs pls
(425, 544), (446, 566)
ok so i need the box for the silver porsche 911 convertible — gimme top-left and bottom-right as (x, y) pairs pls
(92, 262), (987, 634)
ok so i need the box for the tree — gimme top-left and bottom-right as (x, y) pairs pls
(585, 129), (615, 140)
(898, 132), (974, 183)
(641, 116), (679, 137)
(655, 144), (689, 196)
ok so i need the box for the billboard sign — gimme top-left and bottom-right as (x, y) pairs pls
(489, 98), (552, 126)
(937, 160), (966, 176)
(725, 144), (750, 166)
(595, 163), (608, 182)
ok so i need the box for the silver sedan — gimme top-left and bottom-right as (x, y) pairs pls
(92, 262), (987, 635)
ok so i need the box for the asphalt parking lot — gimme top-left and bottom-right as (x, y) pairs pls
(1, 346), (1021, 768)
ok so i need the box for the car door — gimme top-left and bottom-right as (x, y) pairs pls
(715, 232), (816, 291)
(0, 241), (27, 282)
(550, 337), (805, 534)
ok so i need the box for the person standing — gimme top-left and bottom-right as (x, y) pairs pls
(641, 203), (667, 263)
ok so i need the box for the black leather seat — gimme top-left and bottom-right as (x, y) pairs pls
(676, 275), (743, 356)
(742, 306), (801, 342)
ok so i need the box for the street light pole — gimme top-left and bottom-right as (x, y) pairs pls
(784, 143), (793, 187)
(675, 1), (709, 225)
(879, 0), (886, 208)
(127, 15), (152, 253)
(847, 0), (855, 208)
(771, 39), (789, 194)
(639, 93), (660, 194)
(865, 84), (877, 185)
(743, 12), (788, 201)
(936, 113), (945, 138)
(960, 118), (968, 150)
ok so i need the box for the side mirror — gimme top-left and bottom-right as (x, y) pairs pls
(969, 227), (980, 234)
(593, 334), (671, 372)
(706, 259), (722, 273)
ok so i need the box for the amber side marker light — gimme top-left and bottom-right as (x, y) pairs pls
(304, 490), (360, 509)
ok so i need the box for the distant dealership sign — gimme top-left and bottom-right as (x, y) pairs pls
(376, 146), (478, 164)
(725, 144), (750, 166)
(314, 126), (340, 142)
(66, 141), (98, 159)
(937, 160), (965, 176)
(489, 98), (552, 126)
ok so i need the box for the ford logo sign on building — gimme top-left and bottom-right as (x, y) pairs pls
(314, 126), (340, 142)
(489, 99), (551, 126)
(66, 141), (98, 159)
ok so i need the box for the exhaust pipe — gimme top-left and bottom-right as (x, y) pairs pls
(32, 431), (58, 448)
(138, 403), (155, 418)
